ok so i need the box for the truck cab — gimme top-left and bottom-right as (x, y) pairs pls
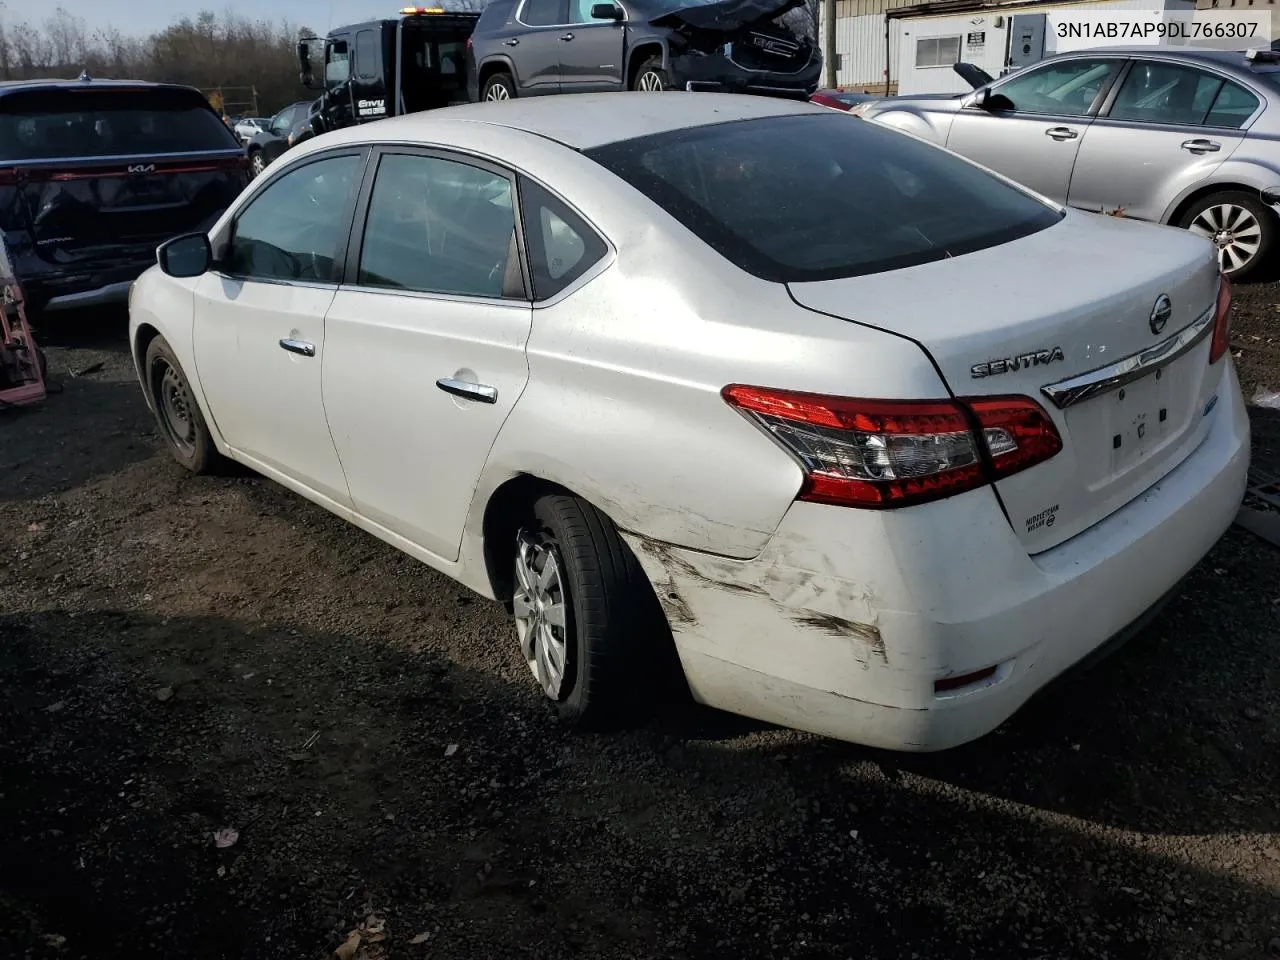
(299, 7), (480, 136)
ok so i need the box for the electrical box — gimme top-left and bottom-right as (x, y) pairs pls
(1007, 13), (1046, 70)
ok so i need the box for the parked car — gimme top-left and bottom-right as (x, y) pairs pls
(852, 46), (1280, 280)
(466, 0), (820, 101)
(0, 77), (249, 315)
(810, 88), (881, 110)
(244, 101), (316, 177)
(234, 116), (271, 141)
(128, 93), (1248, 752)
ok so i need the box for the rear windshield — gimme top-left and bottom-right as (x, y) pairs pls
(584, 113), (1063, 283)
(0, 89), (239, 162)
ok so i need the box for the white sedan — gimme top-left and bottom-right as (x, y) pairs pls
(128, 93), (1250, 752)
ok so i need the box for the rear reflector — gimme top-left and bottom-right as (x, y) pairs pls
(722, 386), (1063, 509)
(1209, 273), (1232, 365)
(934, 665), (998, 694)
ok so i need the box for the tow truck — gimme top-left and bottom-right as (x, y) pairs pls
(297, 6), (480, 138)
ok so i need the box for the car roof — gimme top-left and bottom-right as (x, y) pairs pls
(1054, 45), (1269, 69)
(325, 92), (828, 151)
(0, 77), (204, 97)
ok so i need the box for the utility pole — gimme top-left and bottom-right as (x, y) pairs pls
(823, 0), (837, 88)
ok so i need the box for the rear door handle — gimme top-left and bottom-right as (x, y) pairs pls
(504, 38), (519, 46)
(279, 338), (315, 357)
(1045, 126), (1078, 141)
(1181, 138), (1221, 154)
(436, 377), (498, 404)
(560, 32), (575, 40)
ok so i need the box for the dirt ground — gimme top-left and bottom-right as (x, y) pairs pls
(1, 284), (1278, 960)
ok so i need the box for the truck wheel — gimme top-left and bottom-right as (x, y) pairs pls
(483, 73), (516, 102)
(632, 56), (667, 92)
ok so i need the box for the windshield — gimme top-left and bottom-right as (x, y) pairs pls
(0, 89), (239, 162)
(584, 113), (1063, 283)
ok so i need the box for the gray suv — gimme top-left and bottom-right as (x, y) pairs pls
(855, 47), (1280, 279)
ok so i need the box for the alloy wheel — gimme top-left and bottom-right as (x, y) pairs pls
(637, 71), (664, 92)
(250, 153), (265, 176)
(1187, 203), (1262, 275)
(512, 530), (570, 700)
(485, 83), (511, 101)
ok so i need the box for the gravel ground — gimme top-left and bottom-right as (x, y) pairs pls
(1, 287), (1278, 960)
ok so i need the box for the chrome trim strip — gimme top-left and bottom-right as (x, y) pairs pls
(1040, 305), (1216, 410)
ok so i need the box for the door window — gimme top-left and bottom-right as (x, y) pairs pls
(355, 30), (378, 79)
(326, 40), (350, 86)
(226, 154), (363, 283)
(521, 0), (565, 26)
(1108, 62), (1225, 125)
(569, 0), (612, 22)
(991, 58), (1117, 116)
(518, 176), (608, 299)
(358, 153), (522, 299)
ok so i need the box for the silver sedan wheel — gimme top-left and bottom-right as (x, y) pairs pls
(485, 83), (511, 102)
(250, 152), (265, 177)
(637, 70), (664, 92)
(1187, 203), (1262, 275)
(513, 532), (569, 699)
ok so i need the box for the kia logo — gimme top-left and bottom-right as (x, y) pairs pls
(127, 163), (156, 174)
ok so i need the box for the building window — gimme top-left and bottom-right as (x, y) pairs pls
(915, 35), (961, 68)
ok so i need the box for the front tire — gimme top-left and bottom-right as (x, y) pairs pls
(249, 149), (265, 178)
(1178, 190), (1275, 281)
(511, 494), (663, 729)
(144, 335), (222, 474)
(482, 72), (516, 102)
(631, 56), (667, 92)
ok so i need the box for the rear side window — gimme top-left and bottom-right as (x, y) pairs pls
(584, 113), (1062, 283)
(0, 88), (239, 162)
(517, 176), (608, 300)
(356, 30), (379, 79)
(520, 0), (564, 26)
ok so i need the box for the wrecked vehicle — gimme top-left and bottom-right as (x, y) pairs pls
(129, 94), (1248, 753)
(0, 77), (249, 315)
(466, 0), (820, 100)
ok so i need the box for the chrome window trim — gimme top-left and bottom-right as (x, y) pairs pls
(1040, 303), (1216, 410)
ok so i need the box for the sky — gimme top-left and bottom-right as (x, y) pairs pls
(27, 1), (399, 37)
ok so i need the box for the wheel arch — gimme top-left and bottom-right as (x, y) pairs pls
(627, 41), (667, 87)
(132, 322), (162, 411)
(478, 55), (521, 93)
(1164, 180), (1274, 226)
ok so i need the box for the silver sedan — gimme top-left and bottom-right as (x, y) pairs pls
(854, 47), (1280, 279)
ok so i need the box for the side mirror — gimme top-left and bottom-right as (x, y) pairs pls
(591, 3), (623, 19)
(972, 88), (1014, 112)
(297, 38), (316, 89)
(1262, 186), (1280, 205)
(157, 232), (211, 279)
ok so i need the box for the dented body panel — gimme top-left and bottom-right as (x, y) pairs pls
(622, 361), (1248, 750)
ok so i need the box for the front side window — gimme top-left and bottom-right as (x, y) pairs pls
(585, 113), (1061, 283)
(992, 58), (1118, 117)
(915, 36), (960, 69)
(227, 153), (363, 282)
(358, 153), (521, 299)
(521, 0), (565, 26)
(569, 0), (612, 23)
(326, 41), (351, 86)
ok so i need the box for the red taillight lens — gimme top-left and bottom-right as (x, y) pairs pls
(722, 385), (1062, 509)
(1209, 273), (1232, 365)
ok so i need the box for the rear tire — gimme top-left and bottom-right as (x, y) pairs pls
(1177, 190), (1275, 281)
(482, 72), (516, 102)
(511, 494), (666, 729)
(144, 335), (222, 475)
(631, 56), (667, 92)
(249, 149), (265, 178)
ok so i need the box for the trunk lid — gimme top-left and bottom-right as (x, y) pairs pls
(788, 213), (1224, 554)
(0, 85), (247, 268)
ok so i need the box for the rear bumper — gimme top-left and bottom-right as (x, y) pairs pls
(623, 361), (1251, 751)
(22, 259), (150, 313)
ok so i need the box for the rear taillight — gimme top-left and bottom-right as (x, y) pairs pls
(1209, 273), (1232, 365)
(721, 385), (1063, 509)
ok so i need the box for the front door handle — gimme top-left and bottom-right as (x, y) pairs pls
(1181, 138), (1221, 154)
(436, 377), (498, 404)
(504, 38), (519, 46)
(279, 338), (315, 357)
(560, 32), (575, 40)
(1045, 126), (1078, 141)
